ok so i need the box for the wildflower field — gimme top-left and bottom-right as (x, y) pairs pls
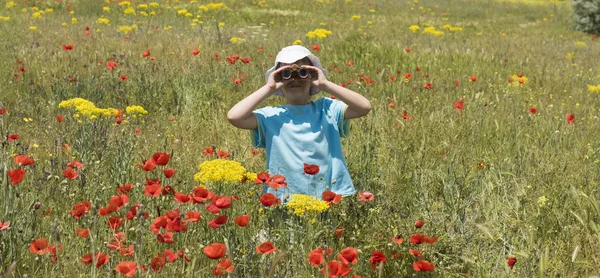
(1, 0), (600, 276)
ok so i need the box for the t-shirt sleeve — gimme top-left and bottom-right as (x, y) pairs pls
(329, 99), (351, 138)
(251, 110), (267, 148)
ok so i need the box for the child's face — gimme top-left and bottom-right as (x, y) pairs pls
(279, 59), (312, 103)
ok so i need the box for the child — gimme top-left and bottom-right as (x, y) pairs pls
(227, 45), (371, 202)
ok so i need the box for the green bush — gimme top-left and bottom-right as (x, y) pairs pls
(572, 0), (600, 34)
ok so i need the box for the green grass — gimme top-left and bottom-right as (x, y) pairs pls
(1, 0), (600, 277)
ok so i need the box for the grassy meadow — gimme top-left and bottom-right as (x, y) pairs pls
(1, 0), (600, 276)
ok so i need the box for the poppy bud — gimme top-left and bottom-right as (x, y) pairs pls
(415, 219), (425, 228)
(34, 202), (41, 210)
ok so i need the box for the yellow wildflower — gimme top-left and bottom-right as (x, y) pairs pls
(229, 37), (246, 44)
(125, 105), (148, 116)
(286, 194), (329, 216)
(32, 12), (42, 19)
(305, 28), (332, 39)
(351, 15), (361, 20)
(124, 7), (135, 15)
(588, 85), (600, 93)
(576, 41), (586, 47)
(409, 25), (420, 33)
(29, 26), (37, 31)
(6, 1), (16, 9)
(103, 7), (110, 12)
(293, 39), (303, 45)
(71, 17), (77, 24)
(193, 159), (249, 183)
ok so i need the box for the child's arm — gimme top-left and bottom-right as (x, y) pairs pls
(303, 65), (372, 119)
(227, 66), (291, 129)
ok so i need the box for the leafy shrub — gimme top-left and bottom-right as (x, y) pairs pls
(572, 0), (600, 34)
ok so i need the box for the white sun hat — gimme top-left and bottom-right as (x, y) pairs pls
(265, 45), (327, 96)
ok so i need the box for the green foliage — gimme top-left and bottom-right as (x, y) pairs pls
(572, 0), (600, 34)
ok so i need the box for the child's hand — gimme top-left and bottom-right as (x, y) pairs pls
(302, 65), (328, 89)
(266, 66), (291, 92)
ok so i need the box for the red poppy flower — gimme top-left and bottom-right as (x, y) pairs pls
(82, 252), (109, 268)
(259, 193), (279, 207)
(115, 261), (137, 277)
(185, 211), (201, 222)
(143, 50), (150, 57)
(7, 134), (19, 142)
(106, 60), (118, 71)
(359, 192), (374, 202)
(415, 219), (425, 228)
(208, 215), (228, 229)
(368, 251), (386, 269)
(470, 75), (478, 82)
(202, 146), (215, 156)
(217, 150), (231, 158)
(69, 201), (91, 219)
(401, 110), (414, 121)
(109, 194), (129, 209)
(120, 245), (135, 257)
(255, 172), (270, 184)
(212, 195), (232, 209)
(0, 220), (10, 231)
(566, 113), (575, 124)
(307, 248), (325, 267)
(453, 98), (465, 110)
(234, 215), (249, 227)
(152, 152), (170, 166)
(75, 228), (89, 238)
(392, 236), (404, 244)
(30, 238), (49, 255)
(192, 186), (213, 203)
(67, 160), (84, 169)
(62, 44), (74, 51)
(164, 249), (178, 262)
(205, 203), (221, 214)
(98, 203), (117, 216)
(107, 216), (124, 230)
(256, 242), (277, 254)
(423, 83), (433, 89)
(334, 227), (344, 238)
(322, 191), (342, 205)
(321, 260), (352, 278)
(0, 108), (7, 114)
(157, 232), (174, 244)
(405, 48), (411, 52)
(150, 254), (166, 272)
(56, 115), (64, 122)
(529, 107), (537, 114)
(409, 249), (423, 258)
(173, 192), (191, 204)
(455, 80), (460, 86)
(204, 243), (226, 259)
(117, 184), (134, 195)
(62, 167), (78, 179)
(266, 174), (287, 190)
(144, 182), (162, 198)
(191, 49), (200, 56)
(413, 260), (435, 272)
(404, 73), (413, 80)
(337, 247), (358, 264)
(163, 168), (175, 178)
(303, 163), (320, 175)
(241, 57), (251, 64)
(507, 256), (517, 269)
(409, 233), (438, 244)
(8, 169), (25, 185)
(213, 258), (235, 275)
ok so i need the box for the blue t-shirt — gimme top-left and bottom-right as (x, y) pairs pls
(252, 97), (355, 201)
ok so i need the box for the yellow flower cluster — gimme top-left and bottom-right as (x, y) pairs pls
(194, 159), (253, 184)
(423, 26), (444, 36)
(97, 17), (110, 25)
(199, 3), (227, 11)
(0, 16), (11, 21)
(118, 24), (137, 34)
(124, 7), (135, 15)
(443, 24), (463, 32)
(58, 98), (119, 119)
(286, 194), (330, 216)
(125, 105), (148, 117)
(351, 15), (361, 20)
(409, 25), (420, 32)
(5, 1), (16, 9)
(588, 85), (600, 93)
(509, 74), (528, 86)
(306, 28), (332, 39)
(293, 40), (303, 45)
(229, 37), (246, 44)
